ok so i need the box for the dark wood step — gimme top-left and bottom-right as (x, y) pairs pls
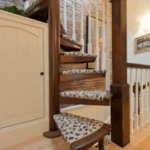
(59, 92), (113, 106)
(60, 37), (81, 51)
(60, 54), (96, 64)
(60, 73), (105, 82)
(26, 0), (49, 20)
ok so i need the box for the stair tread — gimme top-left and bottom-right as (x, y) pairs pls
(25, 0), (49, 17)
(61, 35), (83, 47)
(54, 112), (111, 148)
(59, 90), (107, 101)
(61, 52), (97, 58)
(61, 69), (105, 75)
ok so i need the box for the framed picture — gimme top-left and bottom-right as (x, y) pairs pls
(86, 15), (107, 69)
(135, 33), (150, 54)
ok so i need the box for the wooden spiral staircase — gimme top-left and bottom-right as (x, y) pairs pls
(25, 0), (130, 149)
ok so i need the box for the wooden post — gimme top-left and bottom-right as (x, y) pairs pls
(43, 0), (61, 138)
(110, 0), (130, 147)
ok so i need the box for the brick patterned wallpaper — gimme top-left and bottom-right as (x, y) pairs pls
(0, 0), (112, 109)
(59, 0), (112, 108)
(0, 0), (35, 10)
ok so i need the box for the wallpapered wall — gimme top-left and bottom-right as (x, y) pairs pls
(59, 0), (112, 108)
(0, 0), (35, 10)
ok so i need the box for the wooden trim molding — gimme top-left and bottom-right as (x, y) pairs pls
(127, 63), (150, 69)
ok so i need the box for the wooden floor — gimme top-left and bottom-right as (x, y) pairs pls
(3, 123), (150, 150)
(106, 123), (150, 150)
(2, 136), (97, 150)
(133, 136), (150, 150)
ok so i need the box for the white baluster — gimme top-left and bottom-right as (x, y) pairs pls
(135, 69), (139, 131)
(88, 0), (92, 54)
(80, 0), (84, 53)
(140, 69), (144, 127)
(72, 0), (76, 40)
(64, 0), (67, 32)
(95, 0), (99, 69)
(105, 0), (110, 91)
(145, 69), (149, 124)
(24, 0), (29, 11)
(130, 68), (134, 134)
(149, 70), (150, 122)
(101, 0), (106, 70)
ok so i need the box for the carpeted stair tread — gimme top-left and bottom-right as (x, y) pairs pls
(61, 69), (106, 75)
(59, 90), (107, 101)
(61, 52), (97, 58)
(53, 112), (104, 145)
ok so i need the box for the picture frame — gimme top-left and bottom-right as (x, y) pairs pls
(134, 33), (150, 54)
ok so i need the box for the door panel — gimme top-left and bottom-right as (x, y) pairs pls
(0, 18), (44, 128)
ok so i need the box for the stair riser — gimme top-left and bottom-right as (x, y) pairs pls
(26, 0), (49, 17)
(60, 73), (105, 82)
(59, 96), (110, 106)
(61, 37), (81, 51)
(60, 55), (96, 64)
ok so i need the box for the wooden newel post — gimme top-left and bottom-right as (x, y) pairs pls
(110, 0), (130, 147)
(43, 0), (61, 138)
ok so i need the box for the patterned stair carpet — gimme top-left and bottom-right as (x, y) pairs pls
(59, 90), (107, 101)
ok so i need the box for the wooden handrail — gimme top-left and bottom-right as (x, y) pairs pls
(127, 63), (150, 69)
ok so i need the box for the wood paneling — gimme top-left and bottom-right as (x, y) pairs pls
(0, 14), (46, 128)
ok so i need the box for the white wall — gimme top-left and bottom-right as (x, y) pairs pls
(127, 0), (150, 117)
(127, 0), (150, 64)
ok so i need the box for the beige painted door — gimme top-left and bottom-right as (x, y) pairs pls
(0, 17), (44, 128)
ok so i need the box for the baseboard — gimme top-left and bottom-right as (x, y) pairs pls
(0, 118), (49, 149)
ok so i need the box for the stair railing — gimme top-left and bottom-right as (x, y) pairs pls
(62, 0), (111, 90)
(127, 63), (150, 134)
(23, 0), (29, 11)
